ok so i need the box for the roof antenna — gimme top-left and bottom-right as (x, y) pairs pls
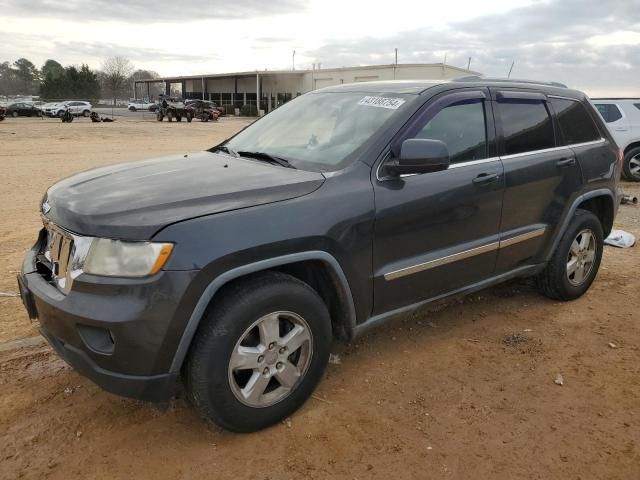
(507, 60), (515, 78)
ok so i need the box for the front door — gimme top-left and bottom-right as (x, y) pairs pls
(372, 89), (504, 314)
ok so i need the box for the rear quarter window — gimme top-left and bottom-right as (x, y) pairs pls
(550, 98), (600, 144)
(594, 103), (622, 123)
(498, 101), (555, 156)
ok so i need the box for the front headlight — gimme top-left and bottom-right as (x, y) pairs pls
(83, 239), (173, 277)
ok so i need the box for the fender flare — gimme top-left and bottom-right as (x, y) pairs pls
(544, 188), (616, 262)
(169, 251), (356, 373)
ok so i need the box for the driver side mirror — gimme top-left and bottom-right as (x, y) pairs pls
(386, 139), (450, 176)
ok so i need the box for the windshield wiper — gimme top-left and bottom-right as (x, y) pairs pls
(212, 145), (239, 157)
(237, 151), (296, 169)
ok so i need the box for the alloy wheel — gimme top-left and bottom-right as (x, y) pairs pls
(566, 229), (597, 286)
(630, 154), (640, 178)
(228, 311), (313, 408)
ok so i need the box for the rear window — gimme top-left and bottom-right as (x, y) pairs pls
(550, 98), (600, 145)
(594, 103), (622, 123)
(499, 101), (555, 156)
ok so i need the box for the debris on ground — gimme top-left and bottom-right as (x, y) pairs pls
(608, 342), (617, 349)
(554, 374), (564, 386)
(621, 194), (638, 205)
(0, 291), (19, 297)
(328, 353), (341, 365)
(503, 333), (530, 347)
(604, 229), (636, 248)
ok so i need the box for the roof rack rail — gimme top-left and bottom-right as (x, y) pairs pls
(453, 75), (568, 88)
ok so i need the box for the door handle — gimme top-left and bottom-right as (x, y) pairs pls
(614, 127), (627, 131)
(556, 157), (576, 167)
(472, 173), (500, 185)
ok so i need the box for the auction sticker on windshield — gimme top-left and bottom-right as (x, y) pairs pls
(357, 96), (405, 110)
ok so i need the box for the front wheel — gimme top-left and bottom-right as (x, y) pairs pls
(536, 209), (604, 301)
(622, 147), (640, 182)
(185, 271), (331, 432)
(186, 112), (192, 122)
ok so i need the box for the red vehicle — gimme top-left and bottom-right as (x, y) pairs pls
(186, 100), (222, 122)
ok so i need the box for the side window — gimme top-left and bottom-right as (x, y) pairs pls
(594, 103), (622, 123)
(413, 101), (487, 163)
(550, 98), (600, 144)
(499, 101), (554, 155)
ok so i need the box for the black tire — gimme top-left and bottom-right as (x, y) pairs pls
(185, 271), (331, 433)
(83, 110), (90, 117)
(167, 110), (173, 122)
(12, 111), (18, 118)
(156, 112), (163, 121)
(129, 106), (136, 112)
(176, 115), (182, 122)
(622, 147), (640, 182)
(186, 112), (192, 123)
(536, 209), (604, 301)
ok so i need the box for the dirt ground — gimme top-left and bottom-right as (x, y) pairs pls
(1, 116), (639, 479)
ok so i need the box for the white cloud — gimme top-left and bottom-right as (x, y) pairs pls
(0, 0), (638, 96)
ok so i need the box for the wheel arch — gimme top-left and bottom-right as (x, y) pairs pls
(544, 189), (615, 262)
(169, 251), (356, 374)
(623, 141), (640, 156)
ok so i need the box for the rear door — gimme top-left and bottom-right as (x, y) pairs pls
(492, 89), (582, 274)
(372, 89), (504, 314)
(593, 102), (630, 149)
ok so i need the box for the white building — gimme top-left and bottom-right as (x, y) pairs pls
(135, 63), (480, 113)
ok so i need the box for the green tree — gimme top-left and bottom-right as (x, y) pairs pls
(40, 63), (100, 101)
(12, 58), (40, 94)
(41, 59), (65, 79)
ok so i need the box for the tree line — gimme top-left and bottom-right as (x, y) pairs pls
(0, 57), (163, 103)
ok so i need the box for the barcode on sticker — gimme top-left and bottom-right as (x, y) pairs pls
(357, 96), (405, 110)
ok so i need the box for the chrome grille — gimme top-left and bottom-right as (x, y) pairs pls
(43, 223), (74, 281)
(39, 220), (92, 294)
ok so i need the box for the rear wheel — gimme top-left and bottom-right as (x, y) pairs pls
(536, 209), (603, 301)
(186, 112), (193, 122)
(185, 271), (331, 432)
(12, 111), (18, 118)
(83, 110), (90, 117)
(622, 147), (640, 182)
(167, 110), (173, 122)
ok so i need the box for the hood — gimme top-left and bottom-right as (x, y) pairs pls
(44, 151), (325, 239)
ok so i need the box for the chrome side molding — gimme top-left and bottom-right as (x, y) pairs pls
(384, 227), (547, 281)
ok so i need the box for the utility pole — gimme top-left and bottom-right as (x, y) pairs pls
(467, 57), (472, 71)
(292, 50), (296, 71)
(394, 48), (398, 79)
(508, 60), (515, 78)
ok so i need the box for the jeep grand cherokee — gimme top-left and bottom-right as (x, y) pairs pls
(18, 78), (621, 432)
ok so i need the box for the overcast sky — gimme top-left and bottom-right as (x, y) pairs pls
(0, 0), (638, 96)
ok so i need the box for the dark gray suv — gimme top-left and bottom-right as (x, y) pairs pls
(18, 78), (621, 432)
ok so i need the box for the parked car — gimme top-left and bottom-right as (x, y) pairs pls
(128, 99), (158, 112)
(0, 105), (5, 121)
(5, 102), (42, 117)
(18, 78), (621, 432)
(48, 101), (92, 118)
(592, 99), (640, 181)
(41, 102), (61, 117)
(186, 100), (221, 121)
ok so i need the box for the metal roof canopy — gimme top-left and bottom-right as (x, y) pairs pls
(133, 63), (480, 85)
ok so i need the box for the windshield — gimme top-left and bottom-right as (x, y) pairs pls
(223, 91), (413, 172)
